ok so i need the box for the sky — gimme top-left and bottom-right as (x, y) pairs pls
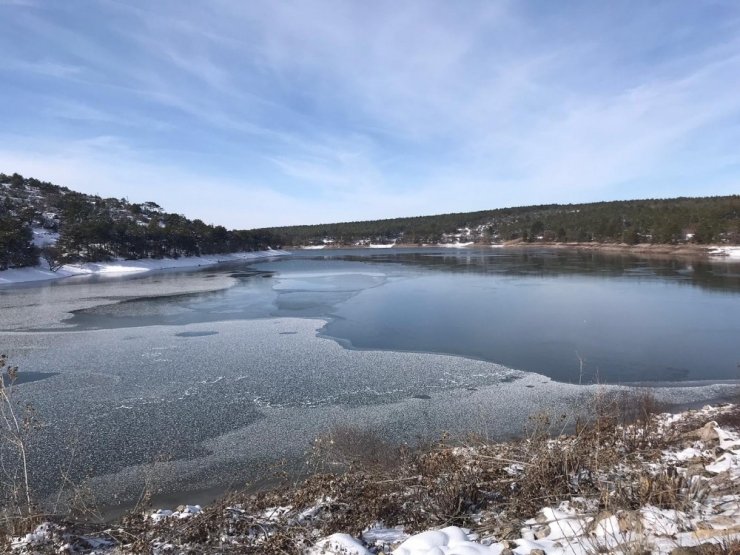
(1, 1), (740, 229)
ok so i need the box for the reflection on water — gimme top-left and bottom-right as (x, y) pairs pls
(332, 248), (740, 292)
(10, 247), (740, 384)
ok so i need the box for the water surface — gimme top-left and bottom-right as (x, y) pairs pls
(46, 247), (740, 384)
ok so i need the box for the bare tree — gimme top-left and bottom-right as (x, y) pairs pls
(40, 246), (63, 272)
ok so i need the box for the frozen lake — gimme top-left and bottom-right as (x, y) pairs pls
(1, 247), (739, 512)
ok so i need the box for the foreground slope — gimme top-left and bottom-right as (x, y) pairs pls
(6, 402), (740, 554)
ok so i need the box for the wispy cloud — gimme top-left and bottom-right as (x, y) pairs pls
(1, 59), (83, 78)
(1, 1), (739, 227)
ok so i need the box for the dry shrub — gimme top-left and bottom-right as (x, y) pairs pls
(238, 388), (693, 545)
(0, 354), (43, 539)
(714, 403), (740, 431)
(308, 424), (400, 473)
(608, 467), (688, 511)
(611, 388), (667, 452)
(578, 388), (667, 451)
(506, 388), (681, 518)
(0, 355), (102, 546)
(304, 425), (489, 529)
(508, 412), (607, 517)
(691, 540), (740, 555)
(401, 443), (484, 529)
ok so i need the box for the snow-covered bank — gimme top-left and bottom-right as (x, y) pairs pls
(438, 241), (475, 248)
(708, 246), (740, 259)
(304, 405), (740, 555)
(0, 249), (290, 286)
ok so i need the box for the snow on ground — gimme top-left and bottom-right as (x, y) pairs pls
(438, 242), (475, 248)
(368, 243), (396, 248)
(11, 523), (57, 551)
(148, 504), (202, 523)
(362, 525), (409, 548)
(302, 245), (327, 249)
(392, 527), (489, 555)
(30, 227), (59, 247)
(0, 249), (289, 286)
(708, 246), (740, 259)
(310, 534), (374, 555)
(11, 522), (116, 553)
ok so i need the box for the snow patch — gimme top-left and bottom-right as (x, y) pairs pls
(439, 242), (474, 248)
(708, 246), (740, 259)
(392, 526), (492, 555)
(362, 524), (409, 548)
(0, 249), (289, 286)
(309, 533), (373, 554)
(148, 504), (202, 523)
(31, 228), (59, 247)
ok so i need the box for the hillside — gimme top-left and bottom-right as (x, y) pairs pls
(259, 196), (740, 247)
(0, 173), (276, 271)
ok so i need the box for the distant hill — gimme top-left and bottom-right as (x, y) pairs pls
(259, 196), (740, 248)
(0, 172), (275, 270)
(2, 171), (738, 271)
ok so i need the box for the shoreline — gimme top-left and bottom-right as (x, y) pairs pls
(297, 242), (740, 259)
(497, 241), (740, 259)
(0, 249), (290, 287)
(3, 242), (736, 289)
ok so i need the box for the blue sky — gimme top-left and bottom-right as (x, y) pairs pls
(1, 0), (739, 228)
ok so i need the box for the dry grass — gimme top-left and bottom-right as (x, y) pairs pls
(692, 540), (740, 555)
(714, 403), (740, 430)
(0, 354), (42, 540)
(504, 388), (676, 517)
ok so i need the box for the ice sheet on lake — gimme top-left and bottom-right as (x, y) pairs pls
(2, 317), (737, 510)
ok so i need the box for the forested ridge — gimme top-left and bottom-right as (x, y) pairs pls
(261, 195), (740, 247)
(1, 171), (738, 271)
(0, 172), (275, 270)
